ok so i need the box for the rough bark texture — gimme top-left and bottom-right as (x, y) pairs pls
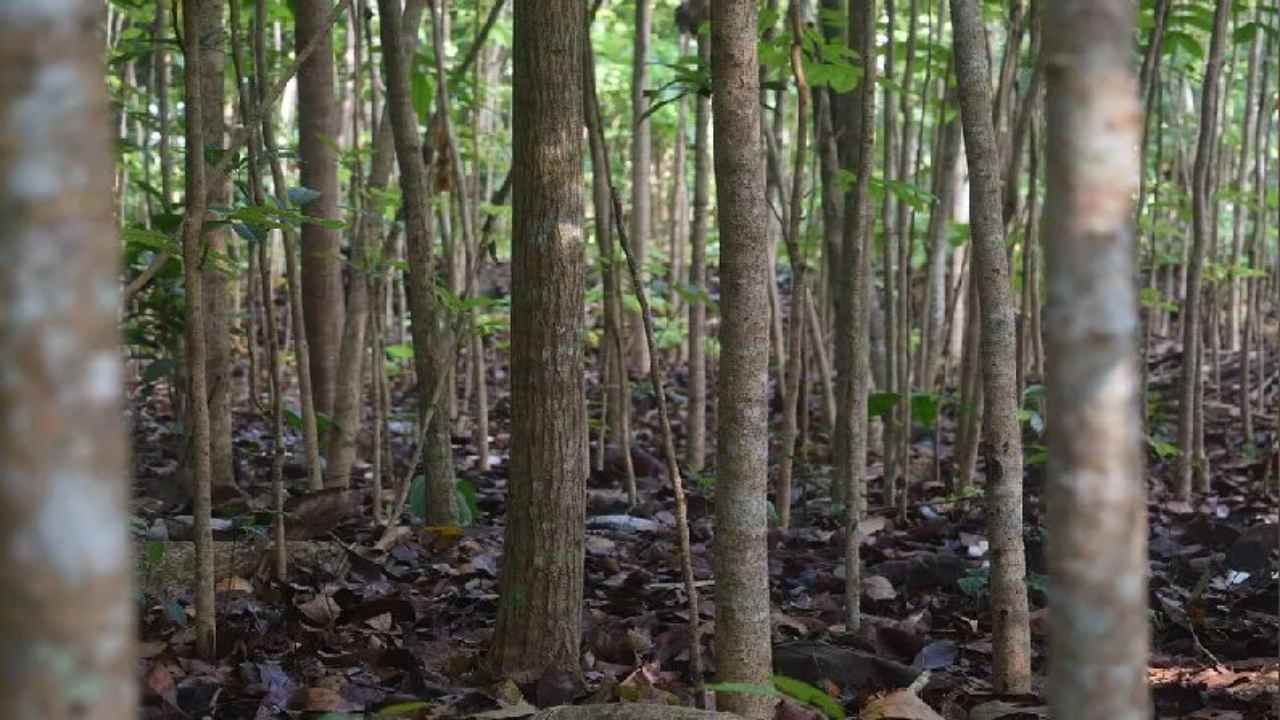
(0, 4), (136, 717)
(711, 0), (774, 717)
(1041, 3), (1151, 719)
(1176, 0), (1229, 500)
(489, 0), (588, 683)
(200, 0), (235, 492)
(949, 0), (1031, 694)
(298, 0), (343, 418)
(687, 34), (711, 474)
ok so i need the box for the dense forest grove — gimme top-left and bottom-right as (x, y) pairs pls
(3, 0), (1280, 718)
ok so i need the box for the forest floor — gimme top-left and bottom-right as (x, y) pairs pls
(130, 335), (1280, 719)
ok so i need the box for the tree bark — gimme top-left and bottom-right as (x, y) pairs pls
(1176, 0), (1229, 500)
(627, 0), (654, 375)
(379, 0), (457, 524)
(0, 4), (136, 716)
(180, 0), (218, 659)
(710, 0), (774, 716)
(298, 0), (344, 419)
(488, 0), (588, 683)
(687, 30), (712, 474)
(834, 0), (876, 633)
(1042, 4), (1151, 718)
(198, 0), (236, 492)
(950, 0), (1031, 693)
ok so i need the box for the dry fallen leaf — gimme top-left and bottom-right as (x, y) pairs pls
(968, 699), (1049, 720)
(860, 686), (943, 720)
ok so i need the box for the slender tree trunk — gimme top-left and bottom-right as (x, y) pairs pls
(835, 0), (877, 634)
(488, 0), (587, 684)
(950, 0), (1031, 693)
(923, 90), (962, 390)
(687, 31), (711, 474)
(1177, 0), (1229, 500)
(778, 0), (812, 530)
(710, 0), (774, 716)
(179, 0), (217, 659)
(1042, 5), (1151, 719)
(1229, 25), (1262, 354)
(379, 0), (457, 525)
(0, 4), (136, 715)
(298, 0), (344, 420)
(198, 0), (235, 492)
(627, 0), (653, 375)
(584, 13), (638, 505)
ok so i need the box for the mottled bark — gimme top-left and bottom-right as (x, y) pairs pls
(950, 0), (1031, 693)
(0, 4), (136, 716)
(710, 0), (774, 716)
(1042, 4), (1150, 718)
(298, 0), (344, 419)
(488, 0), (587, 683)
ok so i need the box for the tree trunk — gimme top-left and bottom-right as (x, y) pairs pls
(687, 31), (712, 474)
(950, 0), (1031, 693)
(1042, 4), (1151, 717)
(777, 0), (812, 531)
(627, 0), (653, 376)
(199, 0), (235, 492)
(923, 91), (962, 391)
(1176, 0), (1229, 500)
(298, 0), (344, 420)
(488, 0), (588, 684)
(710, 0), (775, 716)
(833, 0), (876, 633)
(180, 0), (218, 659)
(378, 0), (457, 525)
(0, 4), (136, 715)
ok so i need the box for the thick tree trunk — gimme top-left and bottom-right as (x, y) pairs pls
(0, 4), (136, 716)
(950, 0), (1031, 693)
(710, 0), (774, 716)
(489, 0), (588, 683)
(1041, 4), (1151, 718)
(298, 0), (344, 419)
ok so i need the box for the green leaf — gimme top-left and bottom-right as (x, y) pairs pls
(868, 391), (900, 419)
(772, 675), (845, 719)
(385, 343), (415, 360)
(409, 475), (427, 519)
(456, 478), (480, 526)
(910, 392), (941, 429)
